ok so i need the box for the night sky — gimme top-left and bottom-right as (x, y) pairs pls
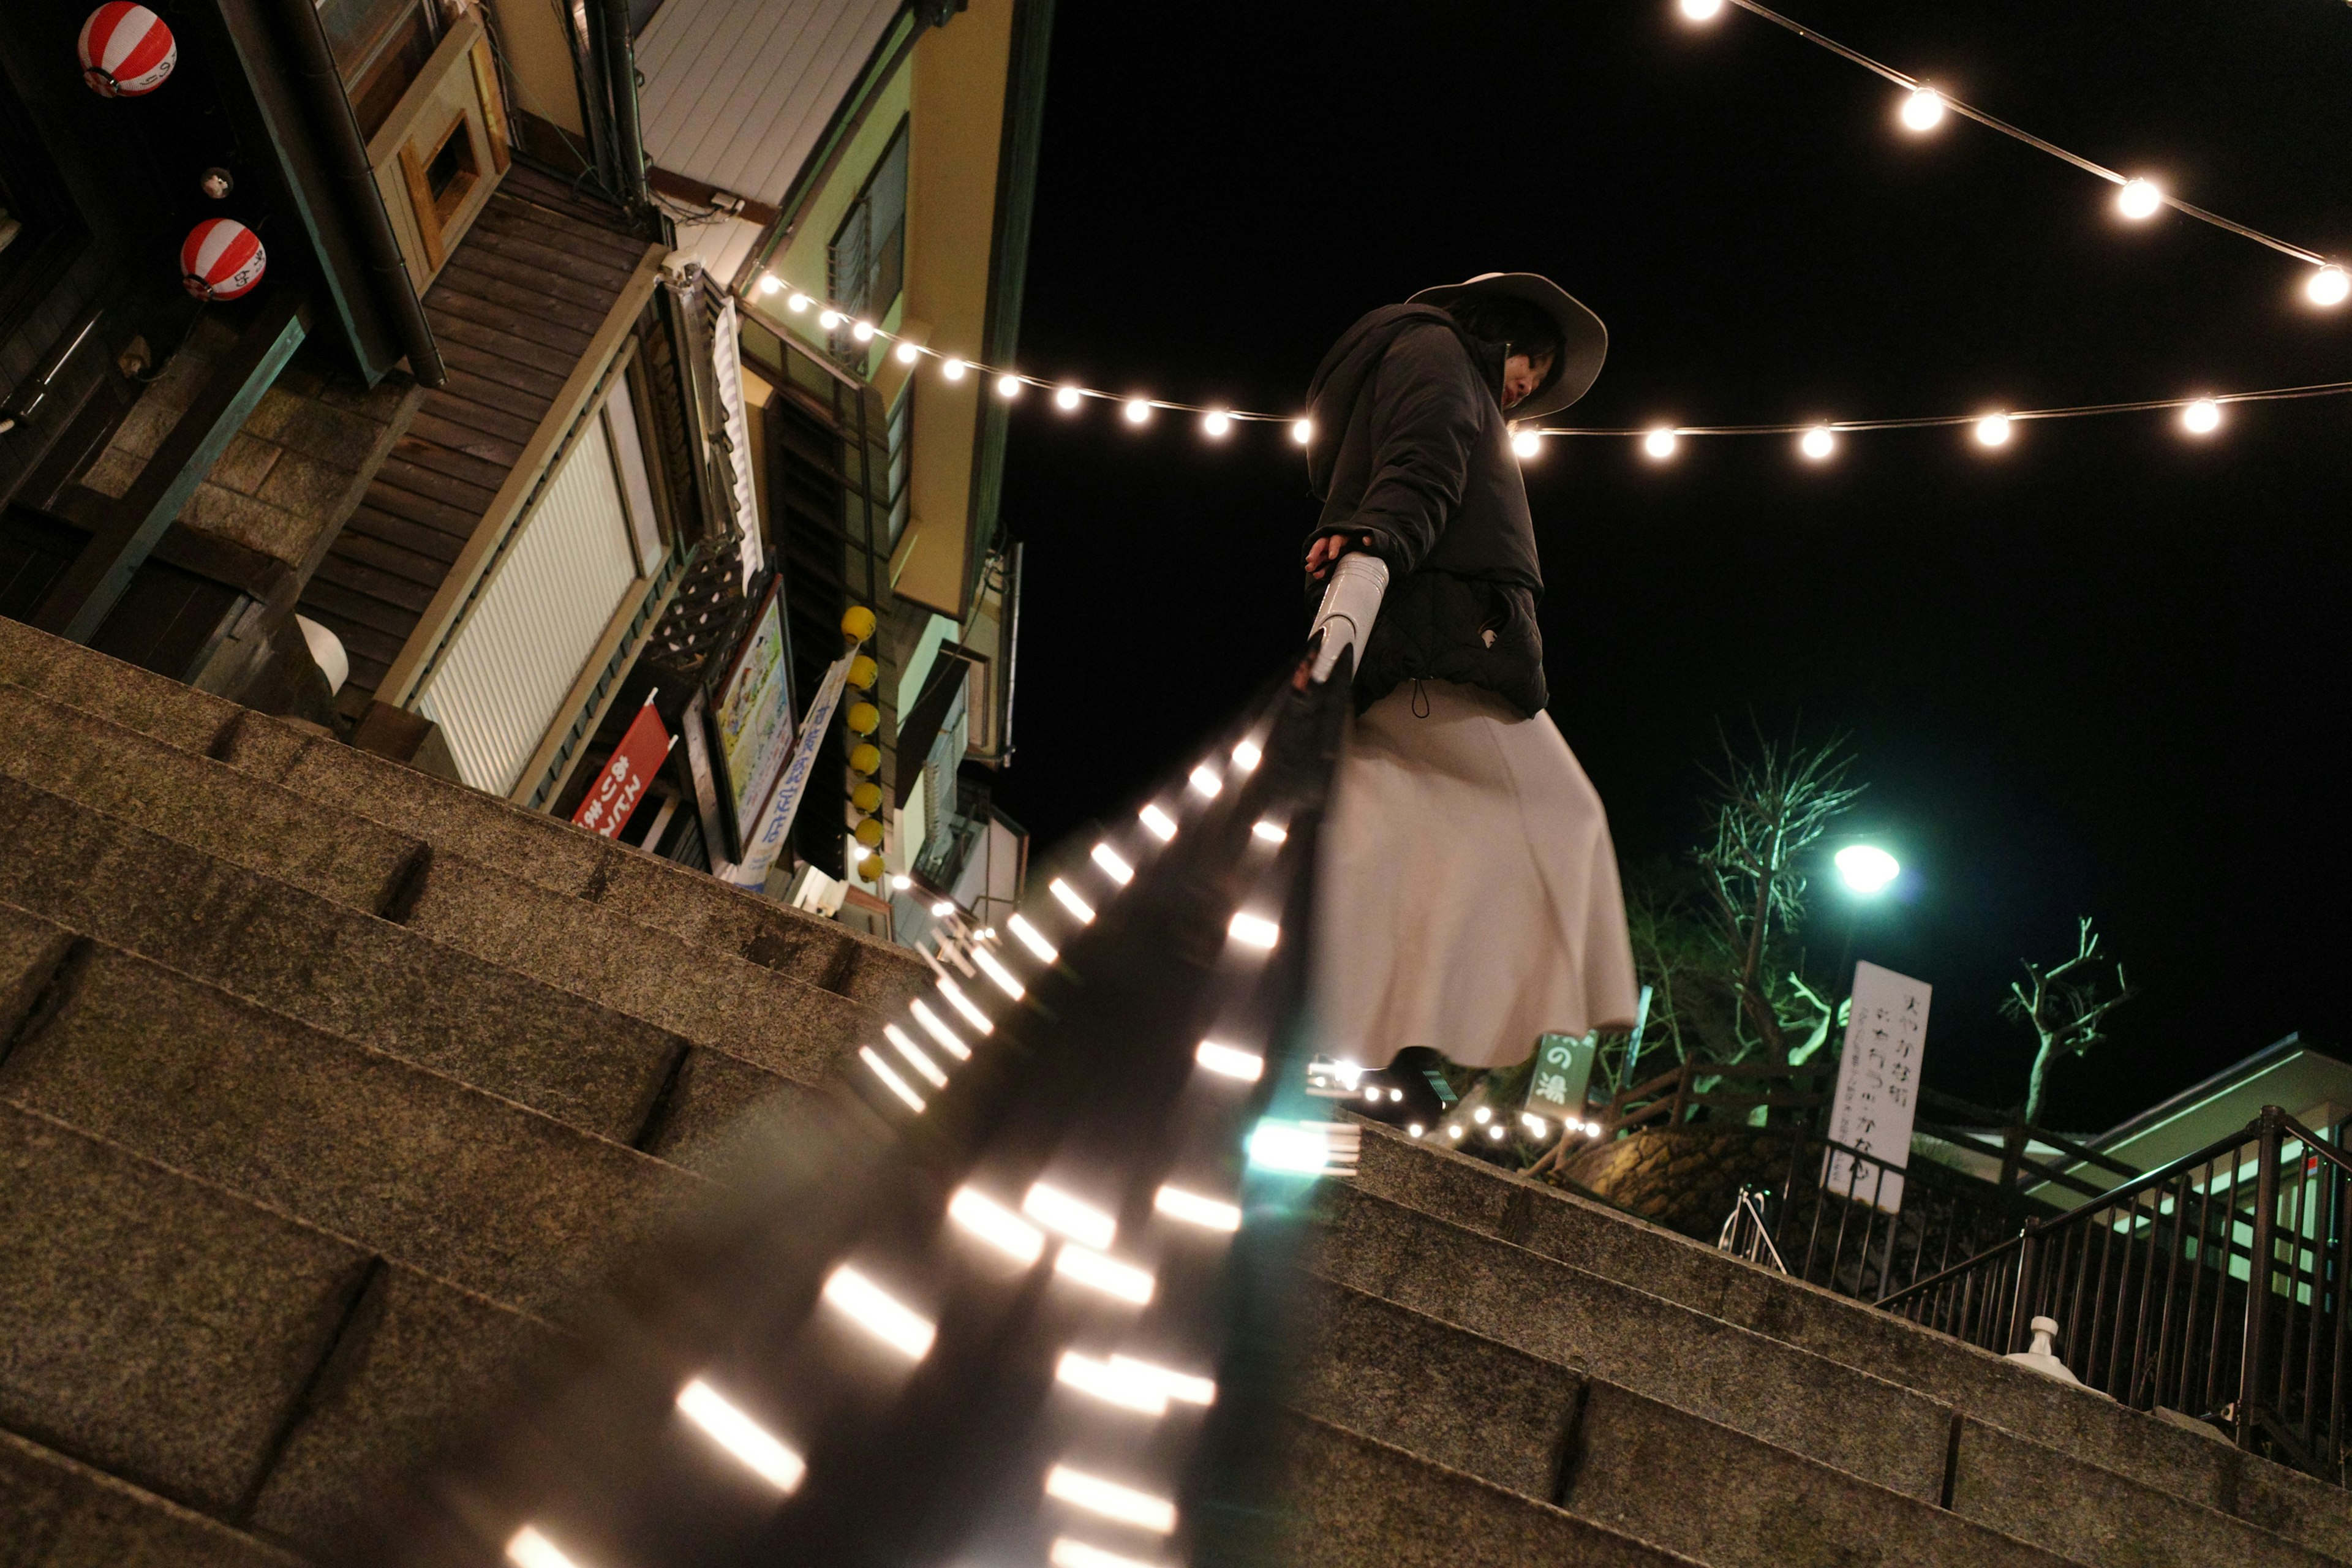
(987, 1), (2352, 1133)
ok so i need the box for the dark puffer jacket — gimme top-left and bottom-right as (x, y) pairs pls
(1303, 303), (1547, 716)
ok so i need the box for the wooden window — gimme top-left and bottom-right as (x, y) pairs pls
(826, 121), (909, 360)
(320, 0), (440, 137)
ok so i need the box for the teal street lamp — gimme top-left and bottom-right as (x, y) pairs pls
(1834, 844), (1901, 896)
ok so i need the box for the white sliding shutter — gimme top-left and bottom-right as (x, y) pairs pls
(418, 419), (641, 793)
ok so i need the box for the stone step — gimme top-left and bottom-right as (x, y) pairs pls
(0, 1099), (558, 1561)
(0, 682), (893, 1087)
(0, 915), (702, 1318)
(1292, 1271), (2343, 1568)
(1345, 1120), (2352, 1564)
(1307, 1183), (1953, 1500)
(0, 616), (925, 1013)
(0, 779), (815, 1156)
(1264, 1411), (1702, 1568)
(0, 678), (423, 916)
(1, 1428), (303, 1567)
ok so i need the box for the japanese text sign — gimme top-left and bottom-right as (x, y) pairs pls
(1823, 961), (1931, 1215)
(573, 698), (671, 840)
(1525, 1033), (1597, 1125)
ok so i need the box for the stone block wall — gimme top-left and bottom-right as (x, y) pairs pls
(81, 328), (421, 578)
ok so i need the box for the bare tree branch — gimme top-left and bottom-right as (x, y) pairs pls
(2003, 916), (2139, 1125)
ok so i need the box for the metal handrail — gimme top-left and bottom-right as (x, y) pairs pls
(1880, 1114), (2267, 1314)
(1877, 1105), (2351, 1486)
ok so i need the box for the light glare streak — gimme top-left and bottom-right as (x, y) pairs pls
(1109, 1354), (1215, 1406)
(1051, 878), (1098, 924)
(949, 1186), (1046, 1263)
(1231, 738), (1262, 771)
(1024, 1182), (1117, 1249)
(1050, 1539), (1162, 1568)
(507, 1528), (584, 1568)
(1055, 1244), (1155, 1304)
(1227, 912), (1280, 949)
(821, 1265), (936, 1360)
(972, 944), (1025, 1000)
(1251, 819), (1288, 843)
(1045, 1466), (1178, 1533)
(937, 976), (994, 1034)
(1195, 1040), (1264, 1081)
(908, 999), (971, 1060)
(1153, 1184), (1242, 1232)
(1188, 764), (1221, 798)
(1091, 843), (1135, 885)
(676, 1379), (805, 1491)
(859, 1047), (924, 1112)
(1138, 804), (1177, 842)
(1009, 913), (1059, 962)
(1057, 1351), (1168, 1414)
(883, 1024), (948, 1088)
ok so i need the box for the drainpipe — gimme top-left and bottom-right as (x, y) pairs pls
(269, 0), (447, 388)
(593, 0), (649, 206)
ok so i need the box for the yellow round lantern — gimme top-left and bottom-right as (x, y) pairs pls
(845, 701), (880, 736)
(857, 853), (886, 882)
(848, 742), (881, 775)
(840, 604), (877, 641)
(847, 654), (878, 690)
(850, 780), (883, 814)
(853, 816), (884, 848)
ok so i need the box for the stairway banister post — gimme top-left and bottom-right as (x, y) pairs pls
(2239, 1106), (2284, 1450)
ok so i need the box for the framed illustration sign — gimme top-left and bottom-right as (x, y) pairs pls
(706, 576), (794, 851)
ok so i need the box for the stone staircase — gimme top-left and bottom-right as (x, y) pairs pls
(1, 617), (2345, 1567)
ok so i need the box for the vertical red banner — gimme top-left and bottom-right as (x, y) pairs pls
(573, 698), (672, 839)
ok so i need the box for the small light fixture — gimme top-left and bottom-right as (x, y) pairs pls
(1800, 425), (1836, 461)
(942, 356), (968, 380)
(2115, 178), (2163, 221)
(2180, 398), (2222, 435)
(2307, 265), (2350, 307)
(1202, 409), (1231, 437)
(1974, 413), (2012, 447)
(1291, 418), (1313, 445)
(756, 273), (782, 295)
(1123, 398), (1152, 424)
(997, 374), (1023, 399)
(786, 293), (810, 313)
(1899, 86), (1945, 132)
(895, 341), (919, 364)
(1055, 385), (1082, 410)
(1643, 427), (1679, 461)
(1511, 430), (1540, 459)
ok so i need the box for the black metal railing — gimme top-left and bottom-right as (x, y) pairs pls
(1882, 1106), (2351, 1485)
(1765, 1128), (2048, 1303)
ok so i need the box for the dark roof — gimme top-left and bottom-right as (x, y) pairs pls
(298, 167), (651, 711)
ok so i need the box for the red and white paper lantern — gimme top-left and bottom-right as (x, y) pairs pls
(78, 3), (177, 97)
(181, 218), (266, 301)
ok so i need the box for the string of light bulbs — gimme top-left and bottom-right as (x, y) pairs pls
(749, 274), (2352, 464)
(742, 3), (2348, 463)
(1673, 0), (2350, 300)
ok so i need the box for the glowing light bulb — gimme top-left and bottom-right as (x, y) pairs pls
(894, 341), (919, 364)
(1202, 409), (1231, 438)
(1678, 0), (1724, 19)
(1055, 386), (1082, 410)
(997, 374), (1022, 399)
(890, 873), (912, 891)
(1800, 425), (1836, 461)
(1291, 418), (1313, 445)
(818, 309), (843, 330)
(1444, 1124), (1463, 1140)
(1899, 86), (1945, 132)
(1973, 413), (2012, 447)
(1123, 398), (1152, 424)
(1408, 1123), (1426, 1138)
(786, 293), (810, 312)
(1643, 427), (1679, 461)
(756, 273), (782, 295)
(2307, 265), (2349, 307)
(2116, 178), (2163, 220)
(1472, 1106), (1491, 1125)
(2180, 398), (2222, 435)
(852, 320), (876, 342)
(1487, 1123), (1507, 1141)
(942, 357), (968, 380)
(1511, 430), (1541, 459)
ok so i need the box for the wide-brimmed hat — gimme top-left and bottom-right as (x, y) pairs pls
(1407, 271), (1608, 420)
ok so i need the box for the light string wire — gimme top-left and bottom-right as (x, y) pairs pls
(1711, 0), (2334, 270)
(744, 276), (2352, 448)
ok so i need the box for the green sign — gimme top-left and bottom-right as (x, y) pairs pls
(1526, 1032), (1598, 1123)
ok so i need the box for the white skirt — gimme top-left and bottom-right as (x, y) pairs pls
(1312, 680), (1640, 1070)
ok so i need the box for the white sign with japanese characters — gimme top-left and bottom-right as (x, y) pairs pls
(1822, 961), (1931, 1215)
